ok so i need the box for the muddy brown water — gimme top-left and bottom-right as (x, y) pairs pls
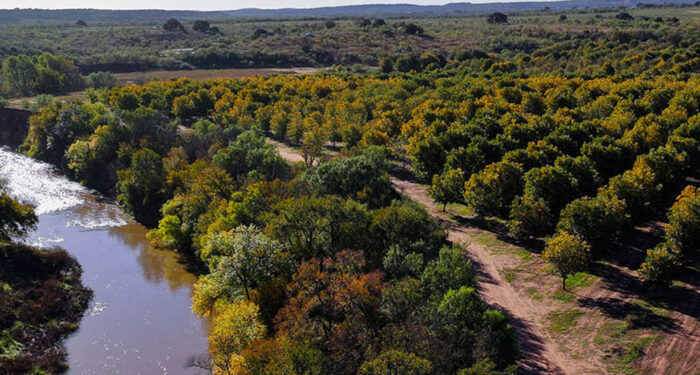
(0, 148), (209, 375)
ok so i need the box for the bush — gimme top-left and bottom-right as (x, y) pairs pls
(464, 161), (524, 217)
(86, 71), (118, 89)
(639, 243), (680, 284)
(487, 12), (508, 24)
(557, 195), (628, 254)
(404, 23), (424, 35)
(163, 18), (185, 32)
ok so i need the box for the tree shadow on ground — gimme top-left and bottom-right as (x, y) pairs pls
(388, 162), (423, 184)
(576, 296), (679, 333)
(451, 214), (546, 254)
(587, 260), (699, 321)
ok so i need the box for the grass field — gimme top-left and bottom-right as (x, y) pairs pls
(114, 67), (321, 84)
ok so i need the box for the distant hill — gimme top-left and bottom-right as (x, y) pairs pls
(0, 9), (229, 25)
(0, 0), (697, 25)
(225, 0), (697, 18)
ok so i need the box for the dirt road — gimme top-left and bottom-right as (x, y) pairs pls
(390, 178), (582, 375)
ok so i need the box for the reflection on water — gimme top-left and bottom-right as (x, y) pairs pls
(0, 148), (209, 375)
(108, 224), (197, 292)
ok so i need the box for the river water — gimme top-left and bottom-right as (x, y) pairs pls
(0, 147), (209, 375)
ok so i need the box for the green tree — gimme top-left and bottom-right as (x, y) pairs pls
(265, 196), (371, 261)
(213, 130), (288, 181)
(508, 196), (554, 240)
(557, 195), (628, 254)
(430, 168), (465, 211)
(522, 165), (577, 214)
(665, 185), (700, 253)
(2, 55), (37, 96)
(639, 243), (680, 284)
(464, 161), (524, 217)
(116, 148), (167, 226)
(192, 20), (212, 33)
(487, 12), (508, 24)
(199, 225), (288, 303)
(87, 71), (118, 89)
(300, 129), (326, 168)
(371, 201), (445, 261)
(458, 359), (517, 375)
(307, 147), (395, 207)
(421, 245), (476, 295)
(380, 57), (394, 73)
(542, 232), (590, 290)
(163, 18), (185, 32)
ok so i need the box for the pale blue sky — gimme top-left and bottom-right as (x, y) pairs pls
(2, 0), (528, 11)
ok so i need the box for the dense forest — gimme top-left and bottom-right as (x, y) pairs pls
(2, 3), (699, 375)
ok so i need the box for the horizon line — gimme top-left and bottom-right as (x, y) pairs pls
(0, 0), (577, 12)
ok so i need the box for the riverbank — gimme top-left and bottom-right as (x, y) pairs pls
(0, 242), (92, 374)
(0, 148), (210, 374)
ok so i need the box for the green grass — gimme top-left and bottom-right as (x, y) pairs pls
(0, 330), (24, 360)
(526, 287), (543, 301)
(619, 336), (655, 364)
(548, 309), (585, 333)
(446, 202), (472, 216)
(565, 272), (597, 289)
(604, 336), (657, 375)
(473, 232), (533, 261)
(552, 290), (575, 302)
(594, 320), (659, 374)
(594, 321), (631, 346)
(503, 269), (517, 282)
(630, 299), (669, 317)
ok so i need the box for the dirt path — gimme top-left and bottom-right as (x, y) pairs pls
(390, 178), (581, 375)
(265, 138), (305, 164)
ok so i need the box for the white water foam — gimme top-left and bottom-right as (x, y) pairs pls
(0, 147), (87, 214)
(85, 301), (108, 318)
(27, 234), (65, 248)
(0, 148), (130, 229)
(66, 204), (130, 230)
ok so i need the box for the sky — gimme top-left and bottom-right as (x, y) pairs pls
(1, 0), (521, 11)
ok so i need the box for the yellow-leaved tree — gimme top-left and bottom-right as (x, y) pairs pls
(209, 299), (266, 375)
(542, 232), (590, 290)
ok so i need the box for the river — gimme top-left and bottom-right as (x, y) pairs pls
(0, 147), (209, 375)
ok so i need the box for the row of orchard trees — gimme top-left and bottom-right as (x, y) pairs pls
(424, 79), (700, 285)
